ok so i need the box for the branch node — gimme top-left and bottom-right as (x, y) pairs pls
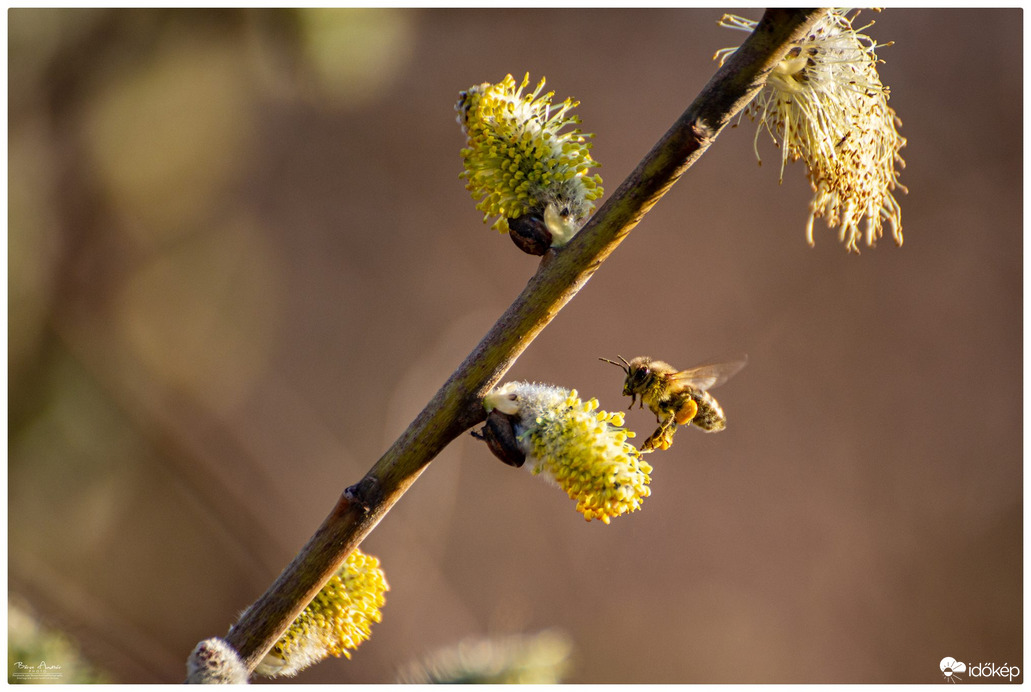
(344, 477), (382, 513)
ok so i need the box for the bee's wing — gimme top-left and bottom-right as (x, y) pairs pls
(670, 357), (748, 391)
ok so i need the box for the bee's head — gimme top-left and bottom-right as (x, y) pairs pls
(600, 355), (652, 396)
(624, 356), (654, 394)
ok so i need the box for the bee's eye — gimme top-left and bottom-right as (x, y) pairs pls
(627, 370), (643, 389)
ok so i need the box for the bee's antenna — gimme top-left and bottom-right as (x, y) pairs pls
(598, 356), (630, 373)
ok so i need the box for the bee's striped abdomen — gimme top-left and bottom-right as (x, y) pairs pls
(689, 390), (727, 432)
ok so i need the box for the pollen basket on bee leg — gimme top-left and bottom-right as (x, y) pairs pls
(675, 398), (699, 425)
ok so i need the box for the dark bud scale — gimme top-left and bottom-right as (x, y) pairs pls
(507, 213), (552, 256)
(472, 410), (526, 467)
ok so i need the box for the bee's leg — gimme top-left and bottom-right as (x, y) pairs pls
(656, 419), (678, 450)
(642, 427), (675, 452)
(641, 413), (678, 452)
(640, 428), (662, 452)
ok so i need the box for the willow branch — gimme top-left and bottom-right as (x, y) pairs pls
(222, 8), (826, 676)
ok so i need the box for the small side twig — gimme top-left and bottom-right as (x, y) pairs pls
(221, 8), (826, 676)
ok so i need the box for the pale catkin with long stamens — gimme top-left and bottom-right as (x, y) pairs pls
(716, 9), (907, 252)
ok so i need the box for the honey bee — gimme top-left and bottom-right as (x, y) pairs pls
(600, 355), (747, 452)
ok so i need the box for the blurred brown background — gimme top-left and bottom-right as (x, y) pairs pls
(8, 8), (1021, 684)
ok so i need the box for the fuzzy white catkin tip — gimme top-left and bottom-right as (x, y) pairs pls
(186, 637), (248, 684)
